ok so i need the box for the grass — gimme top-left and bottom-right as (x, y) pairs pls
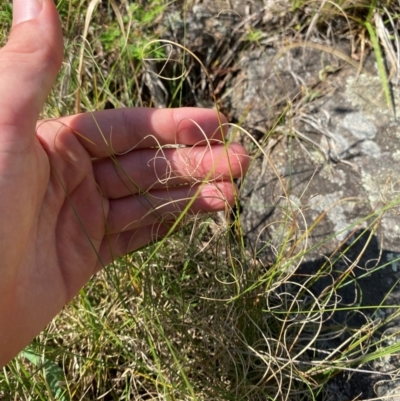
(2, 0), (400, 400)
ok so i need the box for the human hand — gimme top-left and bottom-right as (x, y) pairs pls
(0, 0), (248, 366)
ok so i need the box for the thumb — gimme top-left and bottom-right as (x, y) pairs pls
(0, 0), (63, 145)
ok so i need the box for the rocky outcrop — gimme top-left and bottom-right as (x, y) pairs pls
(164, 2), (400, 399)
(227, 47), (400, 400)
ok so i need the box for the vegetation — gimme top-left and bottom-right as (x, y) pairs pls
(1, 0), (400, 400)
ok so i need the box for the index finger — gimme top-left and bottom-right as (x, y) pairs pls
(37, 108), (228, 158)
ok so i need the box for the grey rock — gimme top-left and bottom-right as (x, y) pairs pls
(342, 112), (377, 140)
(225, 47), (340, 131)
(231, 49), (400, 400)
(236, 54), (400, 256)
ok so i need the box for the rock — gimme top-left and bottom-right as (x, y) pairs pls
(235, 50), (400, 257)
(234, 47), (400, 400)
(225, 46), (340, 131)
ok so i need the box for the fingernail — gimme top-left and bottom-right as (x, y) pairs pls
(13, 0), (43, 26)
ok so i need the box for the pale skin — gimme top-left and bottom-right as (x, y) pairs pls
(0, 0), (249, 366)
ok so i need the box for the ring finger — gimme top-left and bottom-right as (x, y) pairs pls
(106, 181), (236, 234)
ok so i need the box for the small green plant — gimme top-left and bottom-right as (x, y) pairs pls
(0, 3), (12, 45)
(100, 1), (167, 60)
(246, 29), (263, 43)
